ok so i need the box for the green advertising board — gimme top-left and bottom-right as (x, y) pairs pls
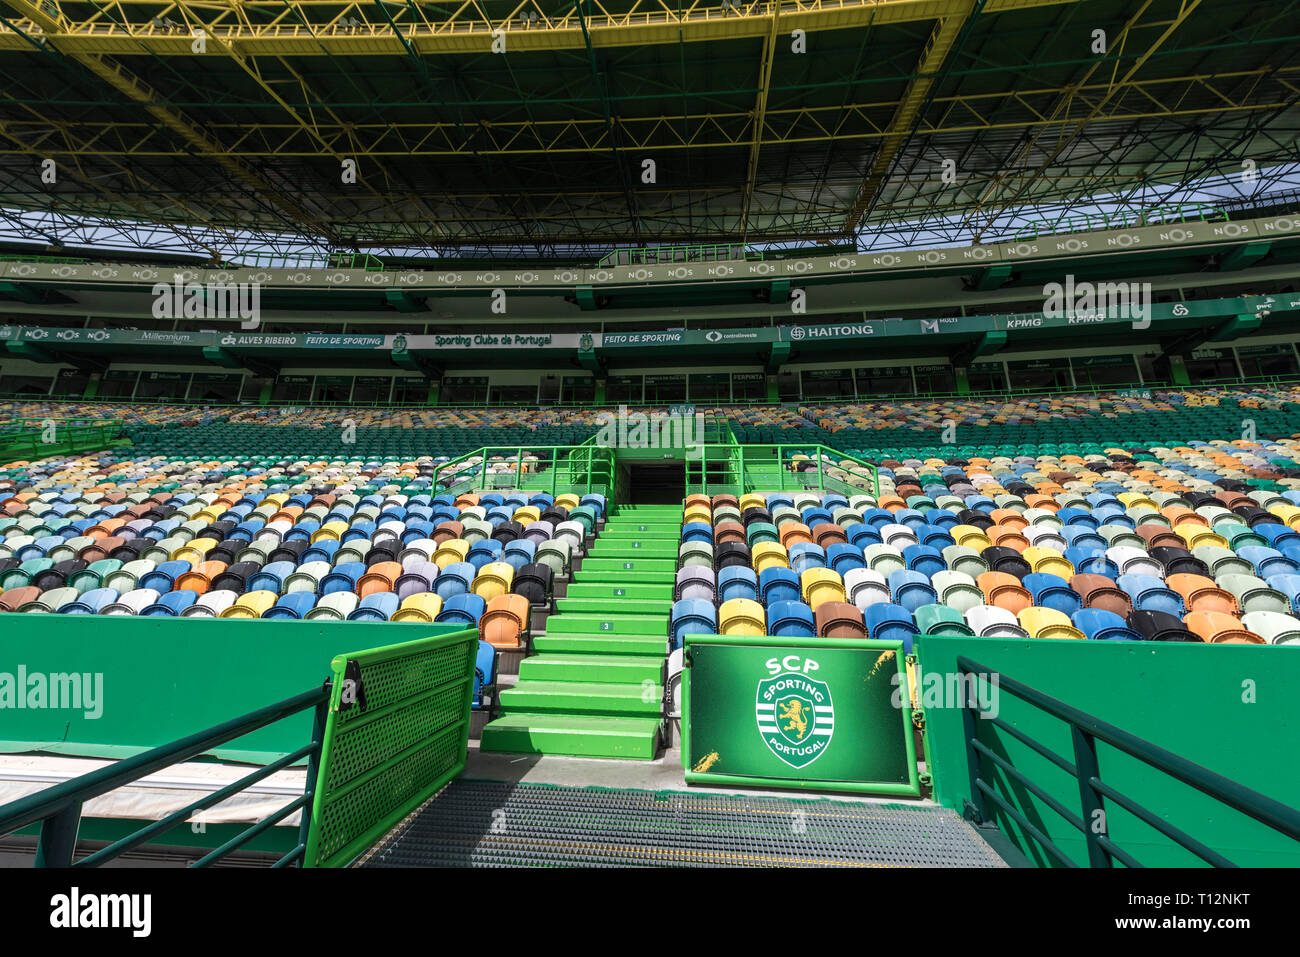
(682, 635), (919, 795)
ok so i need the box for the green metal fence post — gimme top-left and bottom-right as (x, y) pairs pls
(960, 694), (987, 825)
(295, 695), (329, 859)
(35, 804), (82, 866)
(1072, 725), (1114, 867)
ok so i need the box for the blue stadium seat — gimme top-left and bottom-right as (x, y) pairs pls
(758, 566), (800, 607)
(437, 593), (487, 626)
(888, 569), (938, 613)
(863, 602), (917, 651)
(767, 600), (815, 638)
(717, 566), (758, 604)
(1012, 570), (1070, 611)
(1072, 608), (1143, 642)
(671, 598), (717, 650)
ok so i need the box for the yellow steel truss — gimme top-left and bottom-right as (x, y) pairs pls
(0, 0), (1079, 55)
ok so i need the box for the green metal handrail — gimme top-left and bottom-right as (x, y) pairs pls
(7, 372), (1300, 417)
(228, 251), (386, 271)
(596, 242), (763, 267)
(435, 443), (616, 497)
(685, 442), (880, 498)
(0, 685), (331, 867)
(956, 655), (1300, 868)
(0, 419), (124, 461)
(1013, 202), (1228, 242)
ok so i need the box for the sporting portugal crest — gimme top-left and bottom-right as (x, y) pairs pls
(755, 672), (834, 768)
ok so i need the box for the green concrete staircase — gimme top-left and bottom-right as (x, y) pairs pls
(480, 504), (682, 760)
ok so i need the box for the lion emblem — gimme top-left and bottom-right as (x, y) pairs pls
(779, 698), (809, 740)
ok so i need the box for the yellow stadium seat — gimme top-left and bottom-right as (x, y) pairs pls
(391, 592), (444, 623)
(1017, 606), (1085, 640)
(220, 589), (278, 619)
(800, 567), (846, 609)
(751, 541), (790, 572)
(472, 561), (515, 601)
(433, 539), (471, 568)
(719, 598), (766, 636)
(1022, 546), (1074, 578)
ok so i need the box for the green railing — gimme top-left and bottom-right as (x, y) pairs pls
(685, 442), (880, 498)
(596, 242), (763, 267)
(0, 418), (125, 461)
(0, 254), (89, 264)
(1013, 202), (1228, 242)
(956, 656), (1300, 867)
(304, 629), (479, 868)
(10, 371), (1300, 418)
(229, 251), (386, 271)
(436, 443), (616, 497)
(0, 686), (330, 867)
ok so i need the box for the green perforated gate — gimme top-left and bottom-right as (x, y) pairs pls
(303, 628), (479, 868)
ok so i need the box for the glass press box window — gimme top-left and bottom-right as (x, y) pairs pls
(801, 368), (856, 399)
(1071, 355), (1140, 388)
(967, 361), (1007, 393)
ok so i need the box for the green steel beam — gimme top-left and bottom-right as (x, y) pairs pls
(953, 330), (1006, 367)
(971, 264), (1012, 291)
(0, 281), (41, 303)
(1207, 313), (1264, 342)
(1219, 241), (1271, 272)
(384, 289), (426, 312)
(5, 340), (55, 362)
(766, 340), (790, 371)
(201, 346), (246, 369)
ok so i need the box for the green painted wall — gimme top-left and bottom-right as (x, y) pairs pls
(0, 613), (464, 764)
(915, 636), (1300, 867)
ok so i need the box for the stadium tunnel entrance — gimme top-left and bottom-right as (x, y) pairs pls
(623, 461), (685, 504)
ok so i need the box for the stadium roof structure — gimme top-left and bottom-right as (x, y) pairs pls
(0, 0), (1298, 262)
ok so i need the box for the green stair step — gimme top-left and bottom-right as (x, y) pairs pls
(580, 558), (676, 575)
(532, 633), (666, 656)
(599, 525), (682, 539)
(588, 541), (678, 558)
(571, 570), (673, 586)
(555, 597), (667, 616)
(564, 583), (672, 601)
(499, 680), (663, 716)
(545, 613), (668, 635)
(518, 654), (665, 684)
(479, 713), (661, 759)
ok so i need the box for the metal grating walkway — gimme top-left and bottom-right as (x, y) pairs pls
(357, 780), (1008, 867)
